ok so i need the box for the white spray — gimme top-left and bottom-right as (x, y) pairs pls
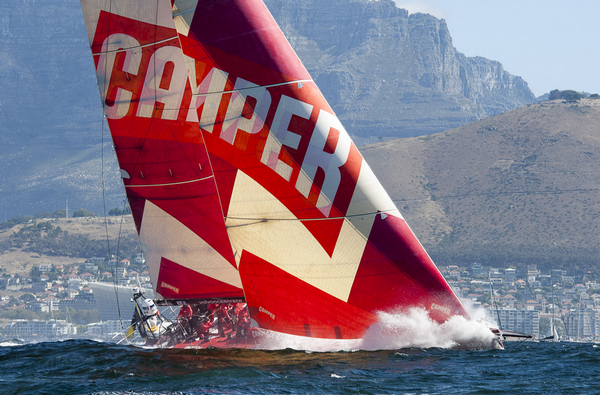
(251, 306), (501, 352)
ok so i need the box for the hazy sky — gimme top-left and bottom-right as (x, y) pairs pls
(393, 1), (600, 97)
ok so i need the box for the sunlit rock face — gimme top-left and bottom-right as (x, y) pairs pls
(266, 0), (536, 143)
(0, 0), (534, 216)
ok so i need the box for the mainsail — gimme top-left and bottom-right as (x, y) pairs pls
(80, 0), (469, 340)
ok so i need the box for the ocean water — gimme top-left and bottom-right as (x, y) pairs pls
(1, 339), (599, 394)
(0, 309), (597, 394)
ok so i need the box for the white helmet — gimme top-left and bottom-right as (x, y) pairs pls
(141, 298), (158, 317)
(132, 287), (139, 294)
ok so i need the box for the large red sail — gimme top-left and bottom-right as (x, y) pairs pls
(80, 0), (469, 340)
(176, 0), (469, 339)
(80, 0), (244, 301)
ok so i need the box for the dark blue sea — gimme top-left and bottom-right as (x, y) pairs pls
(1, 340), (599, 394)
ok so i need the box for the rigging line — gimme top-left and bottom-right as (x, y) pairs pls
(489, 275), (503, 332)
(172, 7), (195, 18)
(113, 199), (129, 336)
(195, 118), (236, 243)
(392, 187), (600, 202)
(192, 79), (313, 97)
(226, 219), (267, 229)
(91, 35), (179, 55)
(224, 210), (394, 223)
(124, 0), (163, 195)
(124, 175), (214, 188)
(100, 0), (125, 344)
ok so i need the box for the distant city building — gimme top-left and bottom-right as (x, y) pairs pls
(504, 268), (516, 284)
(562, 276), (575, 287)
(133, 254), (145, 266)
(538, 275), (551, 287)
(26, 301), (50, 313)
(490, 277), (503, 285)
(471, 263), (482, 277)
(37, 264), (52, 273)
(4, 319), (77, 338)
(58, 294), (96, 313)
(527, 264), (538, 274)
(80, 273), (95, 282)
(449, 270), (460, 279)
(565, 307), (600, 340)
(87, 320), (124, 337)
(497, 308), (539, 339)
(115, 267), (127, 278)
(81, 262), (99, 272)
(31, 281), (52, 293)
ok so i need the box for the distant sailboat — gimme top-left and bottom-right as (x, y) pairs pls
(541, 318), (559, 342)
(79, 0), (472, 345)
(541, 286), (560, 342)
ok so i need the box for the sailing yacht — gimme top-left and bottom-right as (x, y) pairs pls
(79, 0), (471, 344)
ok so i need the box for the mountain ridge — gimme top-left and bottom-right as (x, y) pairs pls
(0, 0), (535, 217)
(266, 0), (535, 143)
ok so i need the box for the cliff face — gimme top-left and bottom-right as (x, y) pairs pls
(265, 0), (536, 143)
(0, 0), (122, 217)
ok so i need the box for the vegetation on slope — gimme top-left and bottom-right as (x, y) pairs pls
(0, 212), (139, 275)
(361, 98), (600, 274)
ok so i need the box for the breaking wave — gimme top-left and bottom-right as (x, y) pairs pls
(252, 307), (500, 352)
(361, 308), (499, 350)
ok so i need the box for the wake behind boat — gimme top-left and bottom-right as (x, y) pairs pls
(79, 0), (500, 348)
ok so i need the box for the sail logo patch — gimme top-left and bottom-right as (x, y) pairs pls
(430, 302), (451, 316)
(259, 306), (275, 320)
(161, 281), (180, 294)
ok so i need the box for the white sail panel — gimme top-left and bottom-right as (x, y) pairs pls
(80, 0), (176, 46)
(346, 160), (403, 219)
(226, 171), (373, 302)
(172, 0), (199, 36)
(140, 200), (243, 297)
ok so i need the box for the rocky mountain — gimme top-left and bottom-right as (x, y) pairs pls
(0, 0), (121, 218)
(0, 0), (534, 218)
(265, 0), (536, 144)
(360, 98), (600, 272)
